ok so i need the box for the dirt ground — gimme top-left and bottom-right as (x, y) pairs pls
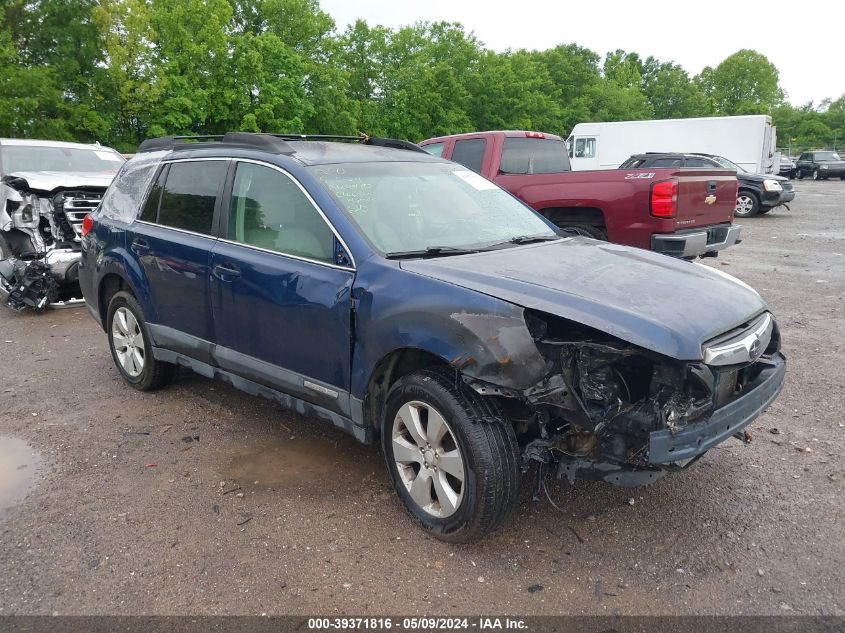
(0, 180), (842, 616)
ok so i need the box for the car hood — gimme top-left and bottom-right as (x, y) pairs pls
(738, 172), (786, 184)
(3, 170), (117, 193)
(401, 238), (769, 361)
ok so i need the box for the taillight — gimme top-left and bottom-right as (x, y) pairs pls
(525, 131), (545, 139)
(650, 179), (678, 218)
(81, 214), (94, 236)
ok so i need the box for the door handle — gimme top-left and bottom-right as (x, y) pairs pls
(212, 262), (241, 281)
(130, 238), (150, 255)
(707, 181), (718, 193)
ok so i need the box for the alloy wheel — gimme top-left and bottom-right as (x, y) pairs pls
(735, 195), (755, 216)
(112, 307), (145, 378)
(391, 400), (465, 518)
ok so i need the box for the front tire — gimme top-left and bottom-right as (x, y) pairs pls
(734, 191), (760, 218)
(382, 368), (520, 543)
(812, 169), (820, 180)
(107, 291), (175, 391)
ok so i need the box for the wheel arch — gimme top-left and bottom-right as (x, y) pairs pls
(363, 347), (453, 438)
(538, 206), (607, 229)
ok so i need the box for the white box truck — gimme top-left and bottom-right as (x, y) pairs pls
(567, 115), (777, 174)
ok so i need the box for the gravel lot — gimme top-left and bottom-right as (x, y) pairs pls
(0, 180), (842, 616)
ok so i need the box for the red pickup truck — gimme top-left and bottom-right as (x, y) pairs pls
(419, 131), (741, 258)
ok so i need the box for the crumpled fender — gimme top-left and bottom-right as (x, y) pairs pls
(350, 260), (548, 399)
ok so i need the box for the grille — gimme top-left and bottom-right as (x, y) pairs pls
(61, 191), (104, 239)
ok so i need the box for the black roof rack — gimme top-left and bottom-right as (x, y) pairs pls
(137, 132), (426, 155)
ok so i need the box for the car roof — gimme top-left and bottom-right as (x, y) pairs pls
(139, 134), (446, 167)
(283, 141), (446, 166)
(0, 138), (119, 152)
(422, 130), (564, 143)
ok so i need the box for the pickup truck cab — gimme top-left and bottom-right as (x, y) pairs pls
(419, 131), (741, 259)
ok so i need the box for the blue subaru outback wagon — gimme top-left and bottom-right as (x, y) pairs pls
(79, 133), (786, 542)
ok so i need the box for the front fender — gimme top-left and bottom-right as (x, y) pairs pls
(350, 260), (547, 399)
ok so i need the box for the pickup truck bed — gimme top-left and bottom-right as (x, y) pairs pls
(419, 131), (741, 257)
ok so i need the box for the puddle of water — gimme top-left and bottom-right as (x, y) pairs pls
(0, 436), (43, 520)
(226, 433), (380, 492)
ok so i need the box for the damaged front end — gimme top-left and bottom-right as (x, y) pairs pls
(460, 309), (785, 488)
(0, 177), (100, 311)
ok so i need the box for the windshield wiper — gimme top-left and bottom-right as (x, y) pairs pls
(508, 234), (560, 244)
(384, 246), (479, 259)
(478, 234), (560, 249)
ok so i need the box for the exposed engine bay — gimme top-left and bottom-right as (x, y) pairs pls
(460, 310), (781, 488)
(0, 176), (105, 311)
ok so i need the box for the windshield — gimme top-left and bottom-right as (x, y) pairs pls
(711, 155), (746, 173)
(0, 144), (124, 174)
(311, 162), (557, 256)
(815, 152), (841, 161)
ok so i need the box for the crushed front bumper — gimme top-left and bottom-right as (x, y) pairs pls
(651, 224), (742, 258)
(649, 353), (786, 464)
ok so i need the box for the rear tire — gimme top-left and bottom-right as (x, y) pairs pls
(381, 368), (520, 543)
(734, 192), (760, 218)
(107, 291), (175, 391)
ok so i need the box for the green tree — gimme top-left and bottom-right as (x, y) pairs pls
(697, 49), (784, 115)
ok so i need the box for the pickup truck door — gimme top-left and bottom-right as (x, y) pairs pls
(209, 160), (355, 416)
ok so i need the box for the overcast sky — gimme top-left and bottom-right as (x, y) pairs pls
(319, 0), (844, 108)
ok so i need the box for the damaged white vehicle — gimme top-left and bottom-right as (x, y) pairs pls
(0, 139), (124, 311)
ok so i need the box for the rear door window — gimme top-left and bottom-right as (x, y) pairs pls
(158, 161), (226, 235)
(500, 138), (571, 174)
(139, 165), (168, 222)
(451, 138), (487, 173)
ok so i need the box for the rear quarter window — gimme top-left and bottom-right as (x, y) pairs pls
(97, 150), (167, 223)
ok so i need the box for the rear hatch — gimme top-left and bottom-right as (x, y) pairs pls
(674, 169), (736, 228)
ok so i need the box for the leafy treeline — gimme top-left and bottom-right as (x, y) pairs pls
(2, 0), (843, 153)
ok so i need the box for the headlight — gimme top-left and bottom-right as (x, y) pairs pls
(763, 179), (783, 192)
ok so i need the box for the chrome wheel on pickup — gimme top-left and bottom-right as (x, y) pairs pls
(382, 368), (521, 542)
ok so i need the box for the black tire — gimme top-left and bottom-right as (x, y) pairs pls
(734, 191), (760, 218)
(796, 169), (803, 179)
(757, 208), (772, 215)
(556, 224), (607, 240)
(381, 368), (520, 543)
(106, 290), (175, 391)
(841, 175), (845, 181)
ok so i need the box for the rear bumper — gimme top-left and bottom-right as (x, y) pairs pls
(651, 224), (742, 258)
(649, 353), (786, 464)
